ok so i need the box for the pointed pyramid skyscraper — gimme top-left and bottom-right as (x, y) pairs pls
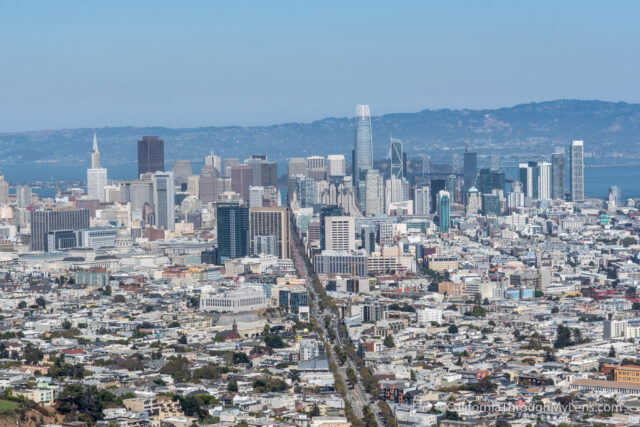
(91, 131), (100, 169)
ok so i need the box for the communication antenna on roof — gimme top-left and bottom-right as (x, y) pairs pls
(465, 135), (470, 153)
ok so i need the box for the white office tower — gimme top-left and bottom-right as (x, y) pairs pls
(466, 187), (480, 215)
(537, 162), (552, 200)
(306, 156), (326, 181)
(364, 169), (383, 215)
(153, 171), (175, 231)
(570, 140), (584, 202)
(414, 186), (431, 215)
(17, 185), (32, 208)
(205, 152), (222, 175)
(608, 186), (621, 211)
(507, 181), (525, 210)
(324, 216), (355, 251)
(249, 186), (265, 208)
(288, 157), (307, 178)
(327, 154), (346, 177)
(384, 176), (408, 212)
(87, 132), (108, 202)
(0, 174), (8, 205)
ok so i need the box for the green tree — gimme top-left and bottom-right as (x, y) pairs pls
(448, 324), (459, 334)
(57, 384), (103, 421)
(62, 320), (72, 329)
(113, 294), (126, 303)
(178, 334), (188, 345)
(35, 296), (46, 308)
(103, 285), (112, 296)
(551, 306), (559, 314)
(609, 345), (616, 358)
(383, 334), (395, 348)
(227, 380), (238, 392)
(23, 343), (44, 365)
(18, 301), (27, 309)
(554, 325), (573, 349)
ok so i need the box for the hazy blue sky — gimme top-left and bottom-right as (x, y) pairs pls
(1, 1), (638, 132)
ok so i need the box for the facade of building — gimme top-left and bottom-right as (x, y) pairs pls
(570, 140), (584, 202)
(249, 206), (290, 259)
(354, 105), (373, 181)
(199, 289), (267, 313)
(216, 203), (250, 263)
(414, 186), (430, 216)
(390, 137), (403, 179)
(153, 171), (175, 231)
(437, 190), (450, 232)
(327, 154), (346, 177)
(137, 136), (164, 178)
(314, 250), (368, 276)
(324, 216), (355, 252)
(231, 164), (253, 203)
(463, 151), (477, 195)
(552, 148), (565, 200)
(31, 209), (91, 251)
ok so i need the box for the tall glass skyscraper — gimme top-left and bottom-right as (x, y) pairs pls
(463, 151), (477, 192)
(437, 190), (450, 233)
(390, 137), (403, 179)
(551, 147), (565, 200)
(354, 105), (373, 181)
(570, 140), (584, 202)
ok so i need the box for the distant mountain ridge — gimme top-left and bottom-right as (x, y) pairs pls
(1, 99), (639, 167)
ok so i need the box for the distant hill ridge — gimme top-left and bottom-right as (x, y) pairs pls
(1, 99), (639, 166)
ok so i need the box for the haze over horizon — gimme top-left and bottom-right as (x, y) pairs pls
(2, 0), (639, 132)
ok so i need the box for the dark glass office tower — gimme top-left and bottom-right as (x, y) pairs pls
(138, 136), (164, 177)
(430, 179), (445, 213)
(216, 203), (250, 264)
(463, 151), (477, 193)
(551, 148), (565, 200)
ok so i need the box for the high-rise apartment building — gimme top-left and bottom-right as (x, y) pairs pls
(390, 137), (403, 179)
(324, 216), (355, 252)
(153, 171), (175, 231)
(414, 186), (431, 215)
(137, 136), (164, 177)
(570, 140), (584, 202)
(30, 209), (90, 251)
(0, 174), (8, 205)
(231, 164), (253, 203)
(216, 203), (250, 263)
(249, 206), (289, 259)
(361, 169), (383, 215)
(16, 185), (32, 209)
(537, 162), (552, 200)
(519, 162), (538, 199)
(327, 155), (346, 177)
(551, 148), (565, 200)
(353, 105), (373, 181)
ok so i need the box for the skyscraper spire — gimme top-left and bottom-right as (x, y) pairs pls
(91, 131), (100, 169)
